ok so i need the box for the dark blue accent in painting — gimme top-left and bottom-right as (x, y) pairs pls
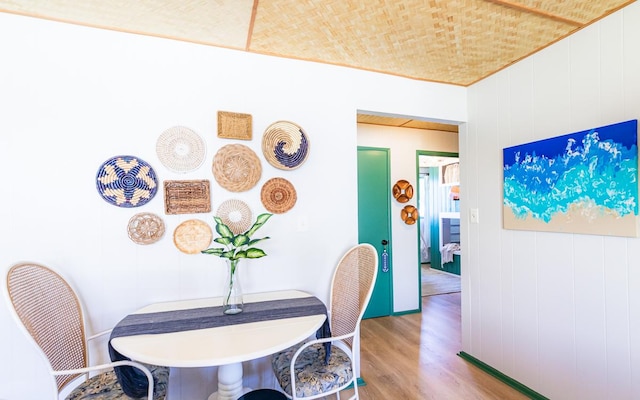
(503, 120), (638, 222)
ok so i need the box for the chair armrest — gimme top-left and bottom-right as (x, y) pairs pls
(52, 360), (154, 400)
(293, 331), (355, 354)
(86, 328), (113, 341)
(290, 332), (356, 369)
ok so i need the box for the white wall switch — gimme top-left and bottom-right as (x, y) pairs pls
(469, 208), (480, 224)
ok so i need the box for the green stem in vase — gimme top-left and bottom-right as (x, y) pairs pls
(201, 213), (272, 314)
(226, 259), (237, 305)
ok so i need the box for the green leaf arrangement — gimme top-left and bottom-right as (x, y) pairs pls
(201, 212), (273, 261)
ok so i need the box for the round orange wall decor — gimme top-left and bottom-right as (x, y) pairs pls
(393, 180), (414, 203)
(401, 205), (418, 225)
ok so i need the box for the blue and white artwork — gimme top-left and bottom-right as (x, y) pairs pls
(503, 120), (638, 237)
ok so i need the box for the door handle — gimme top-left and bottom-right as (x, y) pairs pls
(381, 239), (389, 273)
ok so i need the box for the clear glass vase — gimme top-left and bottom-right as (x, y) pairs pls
(223, 259), (243, 314)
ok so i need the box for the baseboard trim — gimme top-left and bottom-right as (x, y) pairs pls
(393, 308), (420, 316)
(345, 377), (366, 390)
(457, 351), (549, 400)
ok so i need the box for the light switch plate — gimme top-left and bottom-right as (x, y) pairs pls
(469, 208), (480, 224)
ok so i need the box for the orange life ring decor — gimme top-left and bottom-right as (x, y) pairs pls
(392, 180), (414, 203)
(401, 205), (418, 225)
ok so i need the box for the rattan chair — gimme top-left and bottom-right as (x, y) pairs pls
(3, 262), (169, 399)
(270, 243), (378, 400)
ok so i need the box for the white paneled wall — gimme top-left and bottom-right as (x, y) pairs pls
(463, 3), (640, 399)
(0, 12), (466, 400)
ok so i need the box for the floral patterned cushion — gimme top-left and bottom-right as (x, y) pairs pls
(66, 364), (169, 400)
(271, 342), (353, 398)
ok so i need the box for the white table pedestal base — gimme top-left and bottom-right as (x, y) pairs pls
(207, 362), (251, 400)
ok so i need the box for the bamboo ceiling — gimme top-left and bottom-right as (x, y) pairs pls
(0, 0), (634, 86)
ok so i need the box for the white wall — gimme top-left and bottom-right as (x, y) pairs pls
(357, 124), (459, 312)
(462, 3), (640, 399)
(0, 12), (466, 399)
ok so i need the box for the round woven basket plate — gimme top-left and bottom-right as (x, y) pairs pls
(96, 155), (158, 207)
(156, 126), (206, 173)
(262, 121), (310, 170)
(173, 219), (213, 254)
(127, 212), (165, 245)
(212, 144), (262, 192)
(261, 177), (297, 214)
(216, 199), (253, 235)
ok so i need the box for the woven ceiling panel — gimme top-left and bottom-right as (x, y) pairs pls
(249, 0), (632, 85)
(505, 0), (630, 24)
(0, 0), (633, 85)
(0, 0), (253, 48)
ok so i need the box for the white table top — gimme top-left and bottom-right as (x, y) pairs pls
(110, 290), (326, 368)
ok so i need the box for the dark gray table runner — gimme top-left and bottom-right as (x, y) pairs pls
(109, 296), (330, 398)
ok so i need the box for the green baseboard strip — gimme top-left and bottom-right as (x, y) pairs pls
(457, 351), (549, 400)
(344, 377), (366, 390)
(393, 308), (420, 317)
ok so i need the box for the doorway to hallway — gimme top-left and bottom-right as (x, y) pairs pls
(356, 111), (460, 311)
(417, 151), (460, 279)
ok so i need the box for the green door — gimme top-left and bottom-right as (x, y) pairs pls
(357, 147), (392, 319)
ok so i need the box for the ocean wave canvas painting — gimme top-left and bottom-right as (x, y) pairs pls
(503, 120), (638, 237)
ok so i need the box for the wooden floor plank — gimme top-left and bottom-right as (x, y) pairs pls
(338, 293), (529, 399)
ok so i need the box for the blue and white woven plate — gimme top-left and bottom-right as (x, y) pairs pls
(262, 121), (310, 170)
(96, 155), (158, 207)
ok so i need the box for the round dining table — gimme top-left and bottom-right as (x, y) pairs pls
(110, 290), (327, 400)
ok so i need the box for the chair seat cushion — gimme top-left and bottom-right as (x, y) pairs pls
(271, 343), (353, 398)
(66, 365), (169, 400)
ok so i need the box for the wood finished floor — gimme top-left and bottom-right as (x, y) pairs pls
(339, 293), (529, 399)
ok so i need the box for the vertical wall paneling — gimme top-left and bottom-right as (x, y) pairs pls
(466, 3), (640, 399)
(600, 12), (626, 122)
(458, 106), (472, 353)
(496, 71), (516, 373)
(573, 234), (607, 400)
(536, 233), (577, 399)
(628, 227), (640, 397)
(476, 77), (504, 368)
(568, 22), (602, 130)
(603, 236), (632, 397)
(531, 40), (571, 139)
(623, 4), (640, 116)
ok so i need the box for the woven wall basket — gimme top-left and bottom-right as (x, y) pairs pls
(156, 126), (206, 173)
(262, 120), (310, 170)
(127, 212), (165, 245)
(216, 199), (253, 235)
(260, 177), (297, 214)
(96, 155), (158, 207)
(212, 144), (262, 192)
(218, 111), (252, 140)
(173, 219), (213, 254)
(164, 180), (211, 215)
